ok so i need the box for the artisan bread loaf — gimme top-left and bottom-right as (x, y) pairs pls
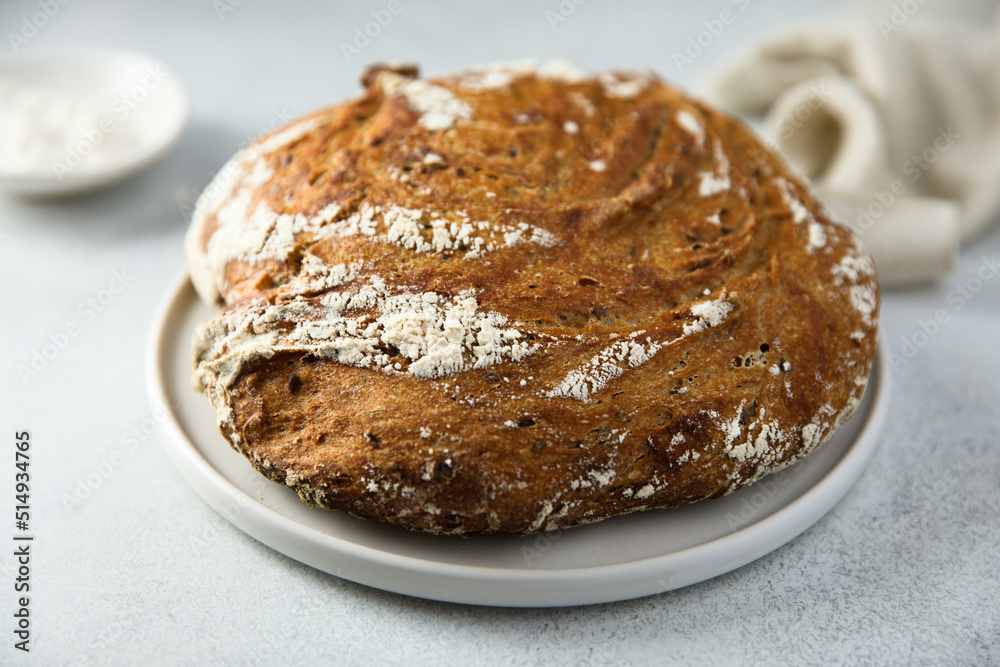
(185, 61), (879, 535)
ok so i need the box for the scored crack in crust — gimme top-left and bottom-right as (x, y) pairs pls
(185, 60), (880, 535)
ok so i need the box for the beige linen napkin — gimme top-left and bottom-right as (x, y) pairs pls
(698, 13), (1000, 286)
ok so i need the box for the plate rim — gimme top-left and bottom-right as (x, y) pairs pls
(146, 269), (890, 607)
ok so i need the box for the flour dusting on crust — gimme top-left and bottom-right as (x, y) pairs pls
(457, 59), (648, 99)
(547, 332), (665, 401)
(550, 297), (735, 402)
(186, 117), (320, 303)
(698, 139), (731, 196)
(675, 109), (705, 144)
(378, 71), (473, 131)
(195, 269), (538, 396)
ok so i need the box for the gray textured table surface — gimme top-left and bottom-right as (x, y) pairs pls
(1, 1), (998, 665)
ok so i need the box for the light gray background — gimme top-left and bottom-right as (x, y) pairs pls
(1, 1), (998, 665)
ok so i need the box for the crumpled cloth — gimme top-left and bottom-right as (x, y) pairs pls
(698, 12), (1000, 286)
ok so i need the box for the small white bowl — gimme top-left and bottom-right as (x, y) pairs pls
(0, 48), (188, 197)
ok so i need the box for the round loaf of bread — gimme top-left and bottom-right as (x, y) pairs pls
(186, 61), (879, 535)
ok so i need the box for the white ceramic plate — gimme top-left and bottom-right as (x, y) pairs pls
(147, 271), (890, 607)
(0, 49), (187, 196)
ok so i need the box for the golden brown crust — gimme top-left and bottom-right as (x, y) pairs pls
(186, 62), (879, 535)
